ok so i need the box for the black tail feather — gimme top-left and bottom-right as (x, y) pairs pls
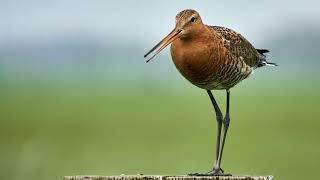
(256, 49), (278, 68)
(256, 49), (270, 54)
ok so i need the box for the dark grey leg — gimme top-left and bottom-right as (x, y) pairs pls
(217, 90), (231, 168)
(188, 90), (231, 176)
(206, 90), (223, 165)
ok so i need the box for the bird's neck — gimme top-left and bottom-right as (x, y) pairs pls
(180, 24), (212, 40)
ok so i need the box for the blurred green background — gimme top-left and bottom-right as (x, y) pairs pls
(1, 1), (320, 180)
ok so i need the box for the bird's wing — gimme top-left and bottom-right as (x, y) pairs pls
(210, 26), (261, 67)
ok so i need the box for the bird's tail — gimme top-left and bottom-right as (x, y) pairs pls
(256, 49), (278, 68)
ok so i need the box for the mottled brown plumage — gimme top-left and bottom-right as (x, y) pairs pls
(144, 9), (276, 176)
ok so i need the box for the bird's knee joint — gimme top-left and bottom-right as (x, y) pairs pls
(223, 116), (230, 126)
(216, 115), (223, 123)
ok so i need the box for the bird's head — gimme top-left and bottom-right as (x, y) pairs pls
(175, 9), (203, 38)
(144, 9), (204, 62)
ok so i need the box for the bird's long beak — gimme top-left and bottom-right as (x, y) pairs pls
(144, 28), (182, 63)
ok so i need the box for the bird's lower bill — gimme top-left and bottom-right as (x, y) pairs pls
(144, 29), (182, 62)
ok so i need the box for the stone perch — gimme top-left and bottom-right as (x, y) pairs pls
(63, 175), (273, 180)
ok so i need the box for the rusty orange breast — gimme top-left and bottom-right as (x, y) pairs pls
(170, 33), (223, 88)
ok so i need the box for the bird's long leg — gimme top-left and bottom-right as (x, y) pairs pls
(188, 90), (226, 176)
(206, 90), (223, 167)
(188, 90), (231, 176)
(216, 90), (231, 171)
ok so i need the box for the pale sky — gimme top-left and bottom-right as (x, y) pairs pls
(0, 0), (319, 81)
(1, 0), (319, 47)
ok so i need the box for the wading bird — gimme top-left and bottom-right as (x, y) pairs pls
(144, 9), (276, 176)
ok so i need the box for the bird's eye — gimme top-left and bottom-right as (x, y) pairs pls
(191, 17), (196, 22)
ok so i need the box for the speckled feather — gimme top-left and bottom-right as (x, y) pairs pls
(210, 26), (264, 68)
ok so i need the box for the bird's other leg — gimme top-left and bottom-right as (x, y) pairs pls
(188, 90), (228, 176)
(215, 90), (231, 176)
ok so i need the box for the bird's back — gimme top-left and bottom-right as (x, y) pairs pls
(211, 26), (274, 68)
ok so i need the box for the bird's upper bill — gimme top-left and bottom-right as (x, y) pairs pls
(144, 9), (202, 63)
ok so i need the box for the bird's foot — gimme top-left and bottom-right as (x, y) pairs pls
(188, 168), (231, 176)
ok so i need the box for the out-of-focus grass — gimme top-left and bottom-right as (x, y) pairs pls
(0, 76), (319, 180)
